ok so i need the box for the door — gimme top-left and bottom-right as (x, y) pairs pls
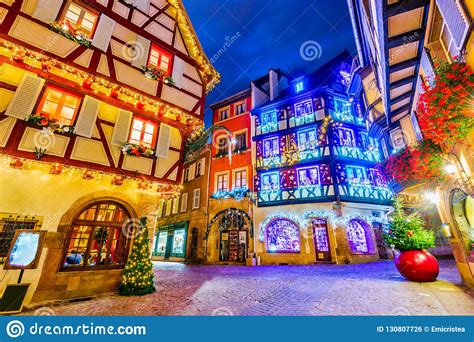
(312, 219), (331, 261)
(373, 222), (389, 259)
(220, 231), (229, 261)
(164, 234), (173, 259)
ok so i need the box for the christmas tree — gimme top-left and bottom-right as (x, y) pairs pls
(119, 217), (156, 296)
(384, 199), (435, 251)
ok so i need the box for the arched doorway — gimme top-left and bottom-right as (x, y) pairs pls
(60, 201), (132, 271)
(206, 208), (253, 263)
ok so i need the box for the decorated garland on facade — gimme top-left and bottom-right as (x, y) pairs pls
(26, 114), (75, 135)
(48, 21), (92, 48)
(205, 208), (254, 240)
(141, 66), (175, 85)
(210, 188), (250, 200)
(122, 142), (155, 157)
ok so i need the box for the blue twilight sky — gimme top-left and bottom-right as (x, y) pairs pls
(182, 0), (357, 127)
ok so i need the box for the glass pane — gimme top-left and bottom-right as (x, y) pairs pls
(143, 133), (153, 144)
(63, 225), (91, 267)
(88, 226), (111, 266)
(60, 106), (75, 121)
(41, 101), (58, 117)
(65, 11), (80, 24)
(145, 123), (155, 134)
(131, 130), (142, 141)
(133, 119), (144, 130)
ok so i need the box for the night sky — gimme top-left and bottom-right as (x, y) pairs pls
(182, 0), (356, 126)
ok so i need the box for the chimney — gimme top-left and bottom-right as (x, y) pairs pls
(269, 69), (279, 101)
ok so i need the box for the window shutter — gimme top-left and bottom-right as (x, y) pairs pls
(5, 74), (44, 120)
(165, 199), (172, 216)
(172, 196), (179, 214)
(92, 15), (116, 52)
(74, 96), (100, 138)
(32, 0), (63, 23)
(189, 162), (195, 181)
(171, 56), (185, 88)
(193, 189), (200, 209)
(156, 123), (171, 158)
(131, 35), (151, 69)
(180, 193), (188, 212)
(134, 0), (151, 13)
(111, 109), (133, 146)
(437, 0), (470, 51)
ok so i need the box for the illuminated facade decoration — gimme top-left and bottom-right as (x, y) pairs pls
(251, 51), (392, 265)
(0, 0), (217, 306)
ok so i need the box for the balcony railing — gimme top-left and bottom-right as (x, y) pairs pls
(257, 184), (335, 206)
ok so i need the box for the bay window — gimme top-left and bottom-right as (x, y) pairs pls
(129, 117), (158, 148)
(37, 86), (81, 126)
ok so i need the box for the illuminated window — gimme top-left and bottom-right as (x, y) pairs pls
(148, 45), (173, 75)
(62, 2), (98, 38)
(297, 166), (320, 188)
(294, 99), (313, 117)
(234, 132), (247, 151)
(297, 128), (318, 151)
(234, 170), (247, 189)
(338, 127), (356, 147)
(261, 172), (279, 191)
(37, 86), (81, 126)
(347, 219), (373, 254)
(216, 173), (228, 191)
(266, 219), (300, 253)
(347, 165), (367, 184)
(129, 117), (158, 148)
(261, 111), (278, 133)
(295, 81), (304, 93)
(263, 137), (279, 158)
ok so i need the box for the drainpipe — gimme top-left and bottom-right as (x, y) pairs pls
(347, 0), (365, 67)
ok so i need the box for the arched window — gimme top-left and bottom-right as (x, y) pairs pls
(346, 218), (374, 254)
(266, 219), (300, 253)
(61, 201), (132, 271)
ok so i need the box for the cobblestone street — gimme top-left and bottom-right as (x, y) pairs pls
(23, 260), (474, 316)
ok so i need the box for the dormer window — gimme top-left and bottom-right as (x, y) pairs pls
(148, 45), (173, 76)
(61, 2), (98, 38)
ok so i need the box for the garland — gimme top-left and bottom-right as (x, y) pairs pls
(122, 142), (155, 157)
(48, 21), (92, 48)
(141, 66), (175, 85)
(26, 115), (75, 134)
(417, 58), (474, 149)
(184, 125), (231, 163)
(210, 188), (250, 200)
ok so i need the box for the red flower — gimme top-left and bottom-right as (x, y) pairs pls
(40, 119), (49, 126)
(407, 231), (414, 237)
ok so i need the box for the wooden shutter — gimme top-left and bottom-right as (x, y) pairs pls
(188, 162), (195, 181)
(437, 0), (470, 51)
(5, 74), (44, 120)
(111, 109), (133, 146)
(180, 193), (188, 212)
(32, 0), (63, 23)
(172, 196), (179, 214)
(74, 96), (100, 138)
(92, 15), (116, 52)
(131, 35), (151, 68)
(171, 56), (185, 88)
(192, 189), (200, 209)
(134, 0), (151, 13)
(165, 199), (172, 216)
(156, 123), (171, 158)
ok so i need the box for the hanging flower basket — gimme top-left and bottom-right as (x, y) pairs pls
(141, 66), (175, 85)
(48, 21), (92, 48)
(122, 142), (155, 158)
(417, 58), (474, 149)
(382, 140), (445, 185)
(26, 114), (75, 134)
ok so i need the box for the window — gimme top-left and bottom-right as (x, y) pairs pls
(261, 172), (279, 191)
(218, 108), (229, 121)
(266, 219), (300, 253)
(261, 111), (278, 133)
(234, 170), (247, 189)
(347, 166), (367, 184)
(263, 137), (279, 158)
(216, 173), (229, 191)
(192, 189), (200, 209)
(294, 99), (313, 117)
(333, 99), (352, 121)
(295, 81), (304, 93)
(338, 127), (356, 147)
(234, 132), (247, 151)
(62, 2), (98, 38)
(235, 102), (246, 115)
(37, 86), (81, 126)
(165, 199), (172, 216)
(183, 168), (190, 182)
(297, 166), (319, 188)
(297, 128), (318, 151)
(180, 193), (188, 212)
(195, 158), (205, 177)
(390, 127), (406, 150)
(148, 44), (172, 75)
(129, 117), (158, 148)
(161, 201), (168, 217)
(61, 202), (132, 271)
(172, 196), (179, 214)
(0, 216), (38, 258)
(347, 219), (374, 254)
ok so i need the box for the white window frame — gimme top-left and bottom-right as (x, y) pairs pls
(338, 127), (356, 147)
(218, 107), (230, 121)
(262, 137), (279, 158)
(261, 171), (280, 191)
(215, 171), (229, 192)
(233, 167), (248, 189)
(235, 101), (246, 115)
(294, 99), (313, 118)
(390, 127), (406, 150)
(180, 192), (188, 212)
(195, 158), (205, 177)
(172, 196), (179, 214)
(192, 189), (201, 209)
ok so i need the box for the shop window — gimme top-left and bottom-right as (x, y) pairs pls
(216, 173), (228, 191)
(61, 201), (132, 271)
(266, 219), (301, 253)
(263, 137), (279, 158)
(129, 117), (158, 148)
(218, 108), (229, 121)
(234, 170), (247, 189)
(234, 132), (247, 151)
(172, 229), (186, 255)
(148, 44), (172, 75)
(61, 2), (98, 38)
(261, 172), (279, 191)
(346, 218), (374, 254)
(154, 231), (168, 255)
(235, 102), (246, 115)
(297, 166), (319, 188)
(37, 86), (81, 126)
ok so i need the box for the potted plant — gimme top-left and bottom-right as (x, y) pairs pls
(384, 199), (438, 282)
